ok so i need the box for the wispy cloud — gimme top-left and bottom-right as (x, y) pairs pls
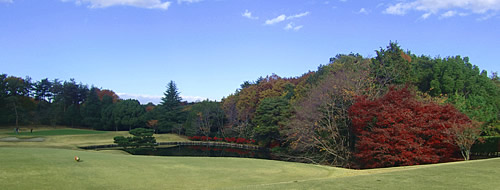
(384, 2), (414, 15)
(421, 12), (432, 19)
(286, 11), (310, 19)
(116, 93), (162, 104)
(177, 0), (201, 4)
(0, 0), (13, 3)
(440, 10), (457, 18)
(64, 0), (172, 10)
(265, 11), (310, 26)
(477, 12), (497, 21)
(180, 95), (208, 102)
(383, 0), (500, 20)
(242, 9), (258, 19)
(117, 93), (207, 104)
(284, 22), (303, 31)
(265, 14), (286, 25)
(358, 8), (368, 14)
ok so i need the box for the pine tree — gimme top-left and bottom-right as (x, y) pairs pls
(158, 81), (185, 133)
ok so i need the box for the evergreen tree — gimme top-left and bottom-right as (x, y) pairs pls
(100, 95), (116, 131)
(113, 99), (145, 131)
(81, 87), (102, 129)
(253, 97), (290, 146)
(158, 81), (185, 133)
(161, 81), (182, 108)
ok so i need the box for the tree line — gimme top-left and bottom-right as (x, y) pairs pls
(220, 42), (499, 168)
(1, 42), (499, 168)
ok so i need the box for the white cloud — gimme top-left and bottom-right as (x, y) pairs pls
(383, 2), (415, 15)
(0, 0), (13, 3)
(440, 10), (457, 18)
(116, 93), (162, 104)
(177, 0), (201, 4)
(66, 0), (171, 10)
(477, 12), (497, 21)
(242, 9), (258, 19)
(286, 11), (310, 19)
(116, 93), (207, 104)
(358, 8), (368, 14)
(265, 14), (286, 25)
(384, 0), (500, 19)
(421, 12), (432, 19)
(293, 25), (303, 31)
(180, 95), (207, 102)
(284, 22), (303, 31)
(265, 11), (310, 26)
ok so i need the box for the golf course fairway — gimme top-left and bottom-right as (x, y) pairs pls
(1, 128), (499, 189)
(1, 147), (499, 190)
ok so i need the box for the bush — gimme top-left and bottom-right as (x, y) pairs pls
(349, 87), (467, 168)
(472, 136), (500, 153)
(113, 128), (157, 150)
(187, 136), (256, 144)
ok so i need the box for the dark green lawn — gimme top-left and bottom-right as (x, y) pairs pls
(7, 129), (107, 136)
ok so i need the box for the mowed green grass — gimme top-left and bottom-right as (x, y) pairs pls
(0, 147), (347, 190)
(7, 128), (107, 136)
(1, 147), (499, 190)
(1, 127), (499, 189)
(0, 127), (188, 149)
(255, 158), (500, 190)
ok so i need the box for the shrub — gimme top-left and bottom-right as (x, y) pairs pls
(472, 136), (500, 153)
(349, 87), (467, 168)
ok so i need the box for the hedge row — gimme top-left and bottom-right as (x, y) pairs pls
(471, 136), (500, 153)
(188, 136), (256, 144)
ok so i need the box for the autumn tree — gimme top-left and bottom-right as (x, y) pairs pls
(349, 87), (469, 169)
(185, 100), (225, 137)
(446, 121), (483, 161)
(286, 54), (374, 167)
(96, 89), (119, 103)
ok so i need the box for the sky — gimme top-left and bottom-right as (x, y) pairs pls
(1, 0), (499, 104)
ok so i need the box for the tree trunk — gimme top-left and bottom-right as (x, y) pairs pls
(12, 102), (18, 127)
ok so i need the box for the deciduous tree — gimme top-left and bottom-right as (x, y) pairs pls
(349, 87), (468, 168)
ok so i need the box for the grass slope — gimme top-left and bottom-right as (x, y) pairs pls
(1, 147), (499, 190)
(0, 127), (188, 149)
(7, 128), (107, 136)
(1, 127), (499, 189)
(0, 147), (346, 190)
(250, 158), (500, 190)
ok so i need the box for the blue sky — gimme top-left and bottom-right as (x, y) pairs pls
(1, 0), (499, 104)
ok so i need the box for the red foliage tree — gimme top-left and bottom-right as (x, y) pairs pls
(96, 89), (119, 103)
(349, 87), (469, 168)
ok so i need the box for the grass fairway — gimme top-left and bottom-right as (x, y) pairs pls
(0, 147), (347, 190)
(1, 147), (499, 189)
(7, 128), (107, 136)
(255, 158), (500, 190)
(0, 127), (188, 149)
(1, 127), (499, 189)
